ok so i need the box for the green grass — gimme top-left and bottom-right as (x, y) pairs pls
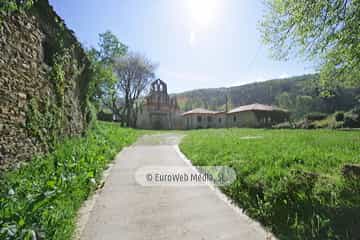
(0, 122), (143, 240)
(180, 128), (360, 240)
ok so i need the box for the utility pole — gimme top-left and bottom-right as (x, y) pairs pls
(225, 91), (229, 128)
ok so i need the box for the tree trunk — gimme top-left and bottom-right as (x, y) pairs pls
(125, 97), (131, 127)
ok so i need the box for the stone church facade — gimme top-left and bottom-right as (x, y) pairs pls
(137, 79), (184, 129)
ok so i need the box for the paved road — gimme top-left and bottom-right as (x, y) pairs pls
(80, 134), (272, 240)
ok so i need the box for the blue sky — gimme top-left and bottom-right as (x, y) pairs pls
(50, 0), (315, 93)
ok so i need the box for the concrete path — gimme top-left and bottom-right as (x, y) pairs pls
(79, 134), (272, 240)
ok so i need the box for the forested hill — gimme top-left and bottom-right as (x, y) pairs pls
(174, 74), (360, 118)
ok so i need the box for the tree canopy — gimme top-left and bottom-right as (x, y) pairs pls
(87, 31), (127, 119)
(87, 31), (156, 126)
(260, 0), (360, 89)
(114, 52), (157, 127)
(98, 31), (128, 65)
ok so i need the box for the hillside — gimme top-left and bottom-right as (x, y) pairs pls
(174, 74), (360, 118)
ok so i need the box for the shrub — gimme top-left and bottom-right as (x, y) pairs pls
(335, 111), (345, 122)
(351, 106), (360, 115)
(343, 114), (360, 128)
(305, 112), (328, 121)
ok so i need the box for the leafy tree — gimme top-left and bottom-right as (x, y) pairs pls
(113, 52), (157, 127)
(261, 0), (360, 88)
(98, 31), (128, 65)
(87, 31), (128, 121)
(184, 100), (193, 111)
(296, 95), (313, 117)
(276, 91), (293, 109)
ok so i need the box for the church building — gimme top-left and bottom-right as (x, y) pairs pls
(137, 79), (289, 130)
(136, 79), (184, 129)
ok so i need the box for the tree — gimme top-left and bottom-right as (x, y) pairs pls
(87, 31), (127, 120)
(261, 0), (360, 88)
(114, 52), (157, 127)
(276, 91), (293, 109)
(296, 95), (313, 117)
(98, 31), (128, 65)
(184, 100), (193, 111)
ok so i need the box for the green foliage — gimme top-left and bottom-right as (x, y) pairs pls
(49, 50), (72, 107)
(180, 129), (360, 239)
(260, 0), (360, 88)
(87, 47), (117, 109)
(176, 74), (360, 119)
(98, 31), (128, 65)
(113, 52), (157, 127)
(0, 0), (35, 16)
(343, 113), (360, 128)
(305, 112), (328, 121)
(276, 91), (293, 109)
(86, 31), (127, 116)
(335, 111), (345, 122)
(26, 97), (63, 148)
(312, 116), (340, 129)
(26, 48), (77, 147)
(295, 95), (313, 117)
(0, 122), (141, 240)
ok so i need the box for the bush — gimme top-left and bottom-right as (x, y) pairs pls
(335, 111), (345, 121)
(351, 106), (360, 115)
(343, 114), (360, 128)
(0, 122), (141, 240)
(305, 112), (328, 121)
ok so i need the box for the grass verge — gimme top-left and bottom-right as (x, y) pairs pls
(180, 128), (360, 240)
(0, 122), (141, 240)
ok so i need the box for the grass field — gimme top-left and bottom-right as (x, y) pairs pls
(0, 122), (143, 240)
(180, 128), (360, 240)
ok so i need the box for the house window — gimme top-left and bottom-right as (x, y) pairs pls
(207, 116), (212, 122)
(218, 118), (222, 123)
(233, 116), (237, 122)
(197, 116), (202, 123)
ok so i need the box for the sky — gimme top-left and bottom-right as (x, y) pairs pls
(49, 0), (316, 93)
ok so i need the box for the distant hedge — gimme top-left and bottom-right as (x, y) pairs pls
(305, 112), (328, 121)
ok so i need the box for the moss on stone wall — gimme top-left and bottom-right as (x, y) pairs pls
(0, 0), (91, 168)
(26, 96), (64, 150)
(25, 47), (84, 149)
(0, 0), (36, 22)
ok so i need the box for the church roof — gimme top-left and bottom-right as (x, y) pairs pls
(228, 103), (288, 114)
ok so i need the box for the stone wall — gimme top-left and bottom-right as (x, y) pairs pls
(0, 0), (91, 168)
